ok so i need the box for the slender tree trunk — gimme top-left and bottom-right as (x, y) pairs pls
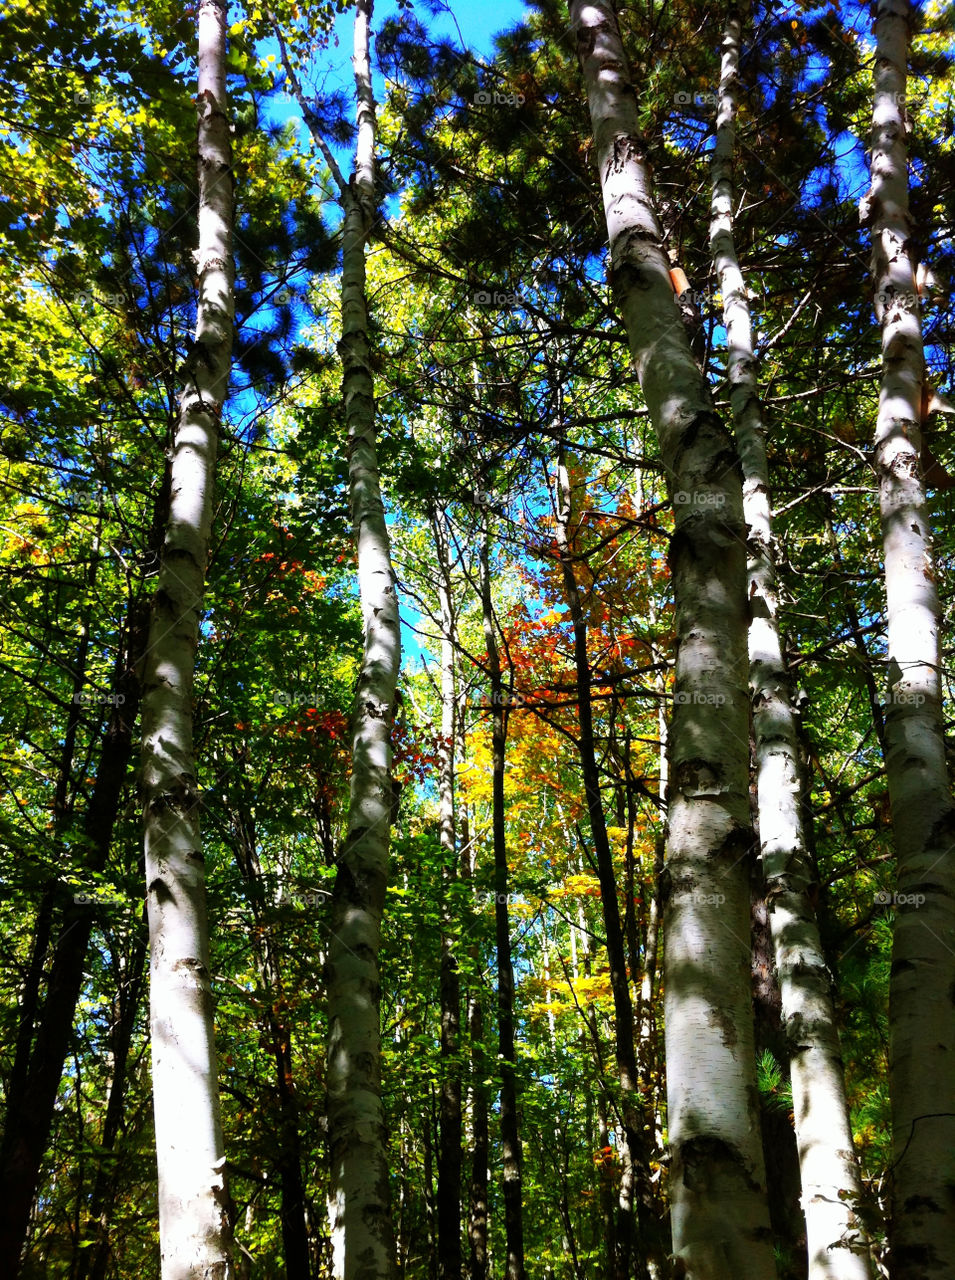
(232, 803), (312, 1280)
(861, 3), (955, 1273)
(553, 451), (656, 1280)
(750, 868), (805, 1280)
(0, 591), (151, 1274)
(0, 539), (100, 1269)
(570, 4), (774, 1276)
(139, 1), (235, 1274)
(467, 990), (489, 1280)
(433, 509), (463, 1280)
(711, 13), (873, 1278)
(461, 777), (489, 1280)
(74, 929), (148, 1280)
(479, 531), (525, 1280)
(321, 4), (400, 1277)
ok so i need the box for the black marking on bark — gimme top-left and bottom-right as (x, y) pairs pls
(675, 409), (723, 455)
(678, 1134), (760, 1193)
(672, 756), (721, 794)
(148, 878), (173, 903)
(612, 259), (654, 296)
(575, 23), (597, 62)
(927, 806), (955, 849)
(659, 863), (673, 908)
(720, 822), (755, 865)
(707, 1005), (738, 1048)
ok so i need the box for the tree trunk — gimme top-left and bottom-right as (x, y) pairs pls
(433, 509), (463, 1280)
(750, 869), (805, 1280)
(138, 0), (235, 1273)
(711, 13), (873, 1278)
(570, 4), (775, 1275)
(231, 800), (312, 1280)
(75, 929), (149, 1280)
(553, 451), (656, 1280)
(862, 3), (955, 1273)
(322, 4), (400, 1277)
(461, 765), (489, 1280)
(0, 591), (151, 1274)
(479, 530), (525, 1280)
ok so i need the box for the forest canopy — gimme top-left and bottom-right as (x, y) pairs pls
(1, 1), (955, 1278)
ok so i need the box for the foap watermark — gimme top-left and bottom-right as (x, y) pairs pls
(276, 889), (328, 908)
(476, 890), (524, 908)
(74, 890), (126, 908)
(73, 690), (126, 707)
(74, 290), (125, 308)
(874, 890), (925, 908)
(674, 287), (713, 310)
(473, 287), (525, 309)
(688, 891), (726, 906)
(473, 87), (524, 106)
(673, 691), (726, 707)
(673, 490), (726, 508)
(274, 689), (323, 709)
(673, 90), (717, 109)
(887, 690), (926, 707)
(470, 690), (528, 709)
(875, 289), (919, 313)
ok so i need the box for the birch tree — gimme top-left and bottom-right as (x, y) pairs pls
(137, 0), (235, 1274)
(710, 13), (872, 1279)
(861, 2), (955, 1273)
(282, 1), (400, 1274)
(569, 3), (775, 1275)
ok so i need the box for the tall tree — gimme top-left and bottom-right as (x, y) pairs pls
(862, 2), (955, 1274)
(710, 11), (873, 1279)
(432, 507), (463, 1280)
(553, 450), (658, 1280)
(282, 0), (401, 1274)
(138, 0), (236, 1273)
(569, 2), (776, 1275)
(479, 528), (526, 1280)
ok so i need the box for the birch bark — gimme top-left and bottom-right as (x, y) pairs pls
(861, 3), (955, 1273)
(711, 14), (872, 1279)
(298, 2), (402, 1275)
(138, 0), (235, 1274)
(569, 4), (774, 1275)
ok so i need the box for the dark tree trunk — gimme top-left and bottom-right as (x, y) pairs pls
(0, 595), (150, 1273)
(553, 452), (657, 1279)
(479, 531), (525, 1280)
(74, 929), (148, 1280)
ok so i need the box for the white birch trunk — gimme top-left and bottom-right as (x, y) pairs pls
(711, 15), (872, 1279)
(861, 3), (955, 1273)
(139, 0), (235, 1275)
(323, 2), (400, 1276)
(569, 5), (774, 1275)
